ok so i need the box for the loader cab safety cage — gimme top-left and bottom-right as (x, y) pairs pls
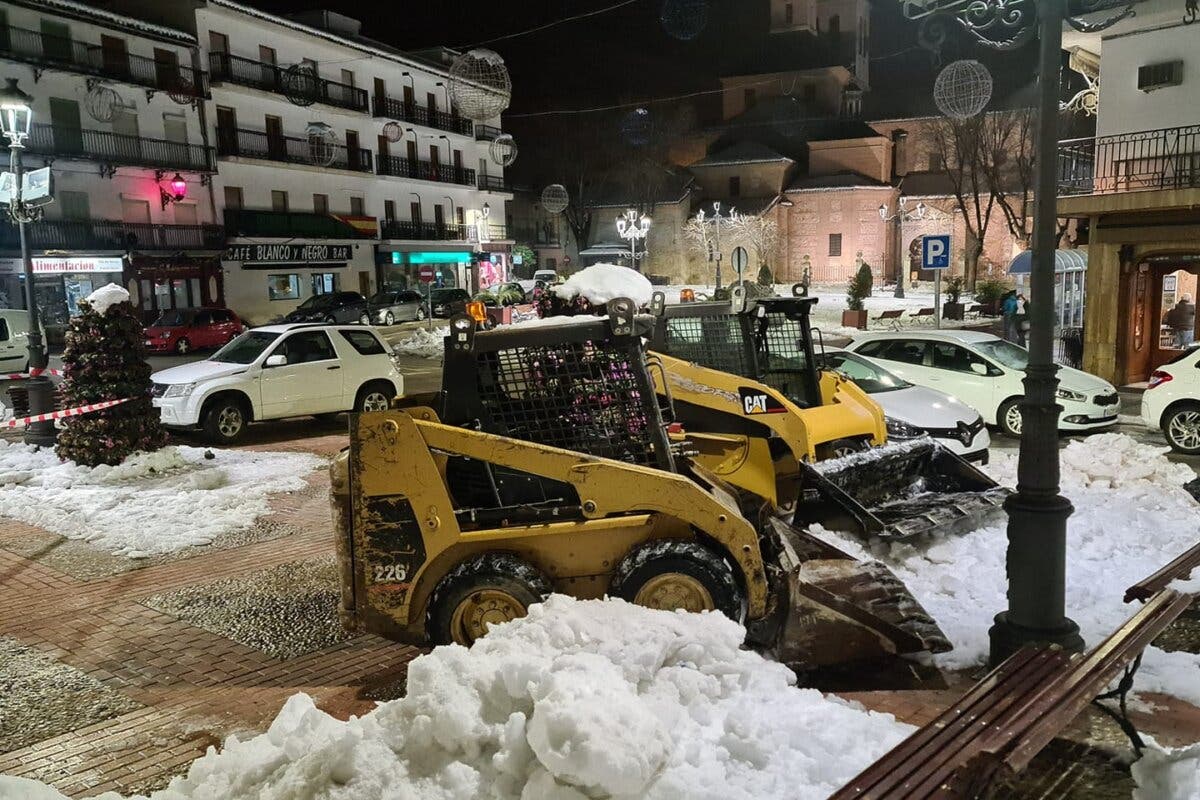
(648, 288), (823, 410)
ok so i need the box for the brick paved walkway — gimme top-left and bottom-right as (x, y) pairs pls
(0, 433), (419, 797)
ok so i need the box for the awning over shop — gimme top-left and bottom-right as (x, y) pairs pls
(1007, 248), (1088, 275)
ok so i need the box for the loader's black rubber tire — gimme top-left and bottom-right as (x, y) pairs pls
(818, 437), (870, 460)
(428, 554), (552, 647)
(610, 539), (744, 623)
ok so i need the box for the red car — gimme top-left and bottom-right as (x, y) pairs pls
(144, 307), (246, 354)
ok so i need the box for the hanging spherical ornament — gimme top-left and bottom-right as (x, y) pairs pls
(85, 84), (123, 123)
(304, 122), (337, 167)
(933, 59), (994, 120)
(448, 48), (512, 121)
(541, 184), (570, 215)
(283, 63), (320, 106)
(489, 133), (518, 167)
(382, 121), (404, 143)
(620, 108), (653, 147)
(660, 0), (708, 41)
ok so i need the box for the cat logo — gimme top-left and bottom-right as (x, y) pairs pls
(739, 387), (787, 415)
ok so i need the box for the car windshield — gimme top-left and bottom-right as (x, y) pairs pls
(368, 291), (396, 304)
(211, 331), (281, 364)
(973, 339), (1029, 370)
(296, 294), (336, 310)
(151, 310), (189, 327)
(823, 352), (912, 393)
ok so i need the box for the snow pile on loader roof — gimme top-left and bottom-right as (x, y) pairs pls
(554, 263), (654, 308)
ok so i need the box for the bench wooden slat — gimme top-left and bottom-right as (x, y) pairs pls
(1125, 541), (1200, 603)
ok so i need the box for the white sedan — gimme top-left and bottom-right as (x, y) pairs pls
(819, 348), (990, 461)
(845, 330), (1119, 437)
(1141, 346), (1200, 454)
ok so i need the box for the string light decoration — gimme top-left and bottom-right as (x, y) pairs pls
(283, 63), (320, 106)
(84, 83), (123, 123)
(448, 49), (512, 121)
(933, 59), (993, 119)
(620, 108), (652, 146)
(489, 133), (518, 167)
(382, 121), (404, 143)
(541, 184), (570, 215)
(660, 0), (708, 40)
(304, 122), (337, 167)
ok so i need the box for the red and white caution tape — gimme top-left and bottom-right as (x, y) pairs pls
(0, 367), (64, 381)
(2, 397), (131, 429)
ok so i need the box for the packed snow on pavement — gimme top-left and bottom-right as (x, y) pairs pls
(1, 596), (915, 800)
(392, 326), (449, 359)
(0, 442), (323, 557)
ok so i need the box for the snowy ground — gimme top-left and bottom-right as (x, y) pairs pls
(0, 443), (323, 558)
(392, 326), (449, 359)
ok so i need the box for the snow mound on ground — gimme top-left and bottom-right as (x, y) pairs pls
(394, 326), (448, 359)
(554, 263), (653, 308)
(32, 597), (911, 800)
(1133, 737), (1200, 799)
(84, 282), (131, 315)
(0, 442), (322, 557)
(817, 434), (1200, 704)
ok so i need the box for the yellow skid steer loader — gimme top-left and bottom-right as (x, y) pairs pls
(332, 303), (950, 670)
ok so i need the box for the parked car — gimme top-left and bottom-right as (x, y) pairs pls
(282, 291), (368, 324)
(1141, 346), (1200, 454)
(430, 288), (471, 318)
(844, 330), (1119, 437)
(150, 324), (403, 444)
(0, 309), (45, 373)
(817, 348), (991, 461)
(144, 307), (246, 355)
(361, 289), (426, 326)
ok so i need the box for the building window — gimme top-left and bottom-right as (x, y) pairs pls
(340, 68), (355, 87)
(208, 31), (227, 53)
(927, 152), (944, 172)
(268, 274), (300, 301)
(729, 176), (741, 197)
(59, 191), (90, 220)
(785, 3), (794, 24)
(744, 88), (757, 109)
(311, 273), (338, 295)
(1137, 60), (1184, 92)
(828, 233), (842, 257)
(384, 199), (396, 222)
(224, 186), (243, 209)
(313, 193), (329, 214)
(271, 190), (288, 213)
(350, 196), (365, 216)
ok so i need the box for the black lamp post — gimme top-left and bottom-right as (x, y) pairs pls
(0, 78), (55, 447)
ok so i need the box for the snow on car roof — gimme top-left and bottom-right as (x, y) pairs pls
(851, 329), (1000, 344)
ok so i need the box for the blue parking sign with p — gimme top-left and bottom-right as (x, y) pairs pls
(922, 235), (951, 270)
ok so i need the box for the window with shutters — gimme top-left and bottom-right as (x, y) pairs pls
(829, 233), (842, 257)
(1137, 61), (1183, 92)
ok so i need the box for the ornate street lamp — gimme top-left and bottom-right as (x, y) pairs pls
(0, 78), (54, 446)
(878, 196), (926, 298)
(694, 201), (740, 290)
(616, 208), (652, 269)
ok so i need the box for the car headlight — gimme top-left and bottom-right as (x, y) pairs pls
(1056, 388), (1087, 402)
(885, 416), (926, 440)
(162, 382), (197, 398)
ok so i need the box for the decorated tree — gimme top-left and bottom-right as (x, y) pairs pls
(55, 284), (168, 467)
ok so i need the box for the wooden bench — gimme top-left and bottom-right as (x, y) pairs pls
(828, 588), (1194, 799)
(910, 307), (936, 324)
(872, 309), (905, 329)
(1125, 540), (1200, 603)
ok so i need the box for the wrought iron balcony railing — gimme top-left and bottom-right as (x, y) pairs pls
(474, 124), (503, 141)
(1058, 124), (1200, 196)
(371, 95), (474, 136)
(208, 52), (368, 113)
(476, 174), (512, 193)
(376, 154), (476, 186)
(0, 219), (223, 251)
(216, 127), (374, 173)
(0, 24), (207, 98)
(380, 220), (472, 241)
(27, 123), (214, 172)
(224, 209), (377, 239)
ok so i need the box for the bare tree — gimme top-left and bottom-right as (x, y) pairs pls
(982, 107), (1035, 248)
(928, 114), (998, 291)
(729, 214), (781, 279)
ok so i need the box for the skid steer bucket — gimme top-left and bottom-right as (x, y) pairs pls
(796, 438), (1010, 542)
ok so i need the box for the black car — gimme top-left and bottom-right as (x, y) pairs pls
(430, 288), (471, 318)
(282, 291), (368, 323)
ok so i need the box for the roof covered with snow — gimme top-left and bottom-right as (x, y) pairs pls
(16, 0), (194, 43)
(787, 173), (891, 192)
(691, 141), (794, 168)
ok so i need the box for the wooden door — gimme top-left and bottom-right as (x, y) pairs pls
(49, 98), (83, 154)
(345, 130), (360, 169)
(216, 106), (237, 154)
(265, 115), (284, 160)
(1125, 263), (1153, 383)
(434, 204), (445, 236)
(153, 47), (180, 92)
(100, 35), (128, 77)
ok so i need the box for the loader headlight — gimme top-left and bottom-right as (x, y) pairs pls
(1056, 388), (1087, 402)
(884, 417), (925, 440)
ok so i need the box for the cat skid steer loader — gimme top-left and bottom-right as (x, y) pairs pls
(646, 290), (1009, 542)
(332, 302), (950, 670)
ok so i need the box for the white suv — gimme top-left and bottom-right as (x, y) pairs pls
(1141, 347), (1200, 454)
(151, 324), (403, 443)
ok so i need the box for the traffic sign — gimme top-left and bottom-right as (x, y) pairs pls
(921, 235), (951, 270)
(417, 265), (436, 283)
(732, 246), (749, 275)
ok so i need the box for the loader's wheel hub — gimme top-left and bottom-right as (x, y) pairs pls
(634, 574), (715, 612)
(450, 589), (526, 644)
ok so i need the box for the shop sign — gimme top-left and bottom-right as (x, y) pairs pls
(0, 256), (124, 275)
(408, 251), (472, 265)
(226, 243), (353, 264)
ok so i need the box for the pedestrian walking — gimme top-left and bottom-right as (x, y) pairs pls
(1166, 293), (1195, 348)
(1016, 293), (1031, 347)
(1002, 290), (1019, 342)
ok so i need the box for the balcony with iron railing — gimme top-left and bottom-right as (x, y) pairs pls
(1058, 124), (1200, 197)
(477, 174), (512, 193)
(224, 209), (377, 239)
(475, 124), (503, 142)
(376, 154), (476, 186)
(216, 127), (373, 173)
(371, 95), (474, 137)
(0, 218), (223, 251)
(208, 52), (368, 113)
(0, 24), (207, 97)
(510, 224), (562, 246)
(380, 219), (472, 241)
(26, 123), (214, 172)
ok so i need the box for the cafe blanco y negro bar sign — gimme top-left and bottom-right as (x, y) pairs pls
(226, 243), (353, 265)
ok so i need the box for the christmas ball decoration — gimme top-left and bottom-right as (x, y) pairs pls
(85, 84), (123, 123)
(621, 108), (653, 146)
(382, 121), (404, 143)
(283, 63), (320, 106)
(304, 122), (337, 167)
(541, 184), (570, 215)
(660, 0), (708, 41)
(933, 59), (993, 120)
(489, 133), (518, 167)
(448, 49), (512, 121)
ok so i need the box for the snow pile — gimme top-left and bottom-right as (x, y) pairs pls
(1132, 738), (1200, 800)
(393, 326), (448, 359)
(15, 597), (912, 800)
(83, 283), (131, 315)
(0, 442), (323, 557)
(554, 263), (654, 308)
(818, 434), (1200, 705)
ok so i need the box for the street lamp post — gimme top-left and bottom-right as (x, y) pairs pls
(695, 202), (739, 291)
(616, 208), (651, 270)
(0, 78), (54, 446)
(878, 196), (926, 299)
